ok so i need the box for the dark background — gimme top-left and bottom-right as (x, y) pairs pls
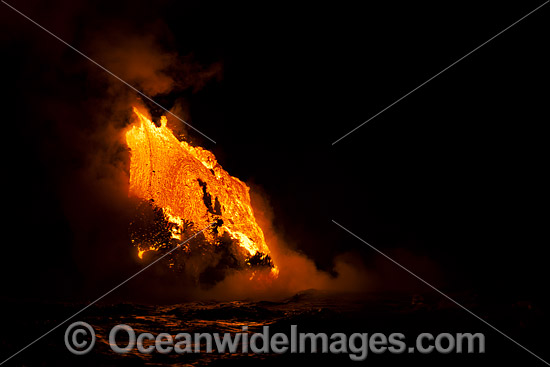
(1, 1), (549, 366)
(1, 0), (547, 332)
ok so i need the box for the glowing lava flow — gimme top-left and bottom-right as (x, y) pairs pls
(125, 107), (277, 277)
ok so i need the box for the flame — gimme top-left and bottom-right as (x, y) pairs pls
(125, 107), (277, 277)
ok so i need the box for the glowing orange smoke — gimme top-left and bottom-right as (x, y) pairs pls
(125, 107), (277, 277)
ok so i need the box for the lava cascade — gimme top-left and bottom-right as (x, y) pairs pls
(125, 107), (277, 278)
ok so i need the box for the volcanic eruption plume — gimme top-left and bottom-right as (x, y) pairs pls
(56, 16), (369, 299)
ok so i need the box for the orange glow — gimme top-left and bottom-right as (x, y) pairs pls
(126, 107), (277, 277)
(137, 249), (147, 259)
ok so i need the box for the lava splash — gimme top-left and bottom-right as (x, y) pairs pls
(125, 107), (277, 281)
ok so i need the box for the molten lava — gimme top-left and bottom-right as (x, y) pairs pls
(125, 107), (277, 279)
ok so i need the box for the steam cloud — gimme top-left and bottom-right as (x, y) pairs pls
(191, 188), (372, 300)
(83, 23), (371, 301)
(2, 0), (376, 303)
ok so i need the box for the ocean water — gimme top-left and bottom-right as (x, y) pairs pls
(1, 289), (547, 366)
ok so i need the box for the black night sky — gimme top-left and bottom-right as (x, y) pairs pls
(1, 1), (548, 365)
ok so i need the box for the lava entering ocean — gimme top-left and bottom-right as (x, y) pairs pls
(125, 107), (278, 285)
